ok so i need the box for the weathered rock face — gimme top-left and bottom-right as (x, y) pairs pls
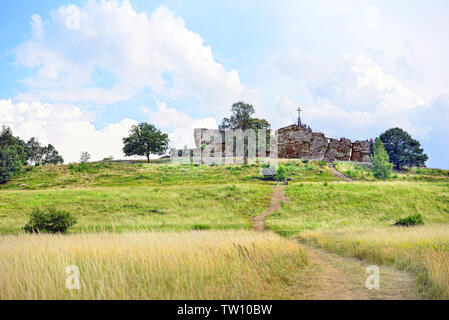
(324, 138), (352, 162)
(351, 140), (371, 162)
(277, 125), (328, 160)
(276, 124), (371, 162)
(192, 125), (371, 163)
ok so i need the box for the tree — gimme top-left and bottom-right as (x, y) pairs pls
(379, 128), (428, 169)
(80, 151), (91, 163)
(219, 101), (257, 131)
(219, 102), (271, 163)
(122, 123), (169, 163)
(371, 138), (393, 180)
(0, 127), (27, 183)
(26, 137), (44, 165)
(42, 144), (64, 165)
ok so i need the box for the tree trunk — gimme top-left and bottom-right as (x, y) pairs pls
(146, 153), (150, 163)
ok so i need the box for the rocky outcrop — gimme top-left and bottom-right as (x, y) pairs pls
(277, 125), (328, 160)
(191, 125), (371, 163)
(323, 138), (353, 162)
(351, 140), (371, 162)
(276, 124), (371, 163)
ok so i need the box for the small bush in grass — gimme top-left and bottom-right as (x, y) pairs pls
(395, 213), (424, 227)
(24, 208), (77, 233)
(319, 160), (328, 168)
(275, 165), (287, 182)
(190, 224), (211, 231)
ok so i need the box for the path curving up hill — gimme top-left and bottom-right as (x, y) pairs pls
(328, 163), (354, 182)
(252, 186), (421, 300)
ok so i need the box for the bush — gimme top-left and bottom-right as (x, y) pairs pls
(319, 160), (328, 168)
(190, 224), (211, 231)
(372, 138), (393, 180)
(275, 165), (287, 181)
(24, 208), (77, 233)
(395, 213), (424, 227)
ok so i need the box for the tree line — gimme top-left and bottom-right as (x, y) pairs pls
(0, 101), (430, 183)
(0, 126), (63, 183)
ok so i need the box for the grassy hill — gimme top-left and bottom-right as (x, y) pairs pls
(1, 159), (448, 299)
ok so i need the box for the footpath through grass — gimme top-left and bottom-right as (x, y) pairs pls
(266, 179), (449, 299)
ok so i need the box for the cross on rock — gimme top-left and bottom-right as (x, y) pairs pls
(297, 107), (302, 127)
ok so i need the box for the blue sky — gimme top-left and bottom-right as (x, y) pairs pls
(1, 0), (448, 167)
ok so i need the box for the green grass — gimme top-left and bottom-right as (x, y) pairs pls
(334, 161), (449, 182)
(0, 160), (339, 190)
(266, 181), (449, 237)
(0, 184), (271, 234)
(2, 159), (449, 299)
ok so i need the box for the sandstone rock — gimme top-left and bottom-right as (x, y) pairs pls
(324, 138), (352, 162)
(351, 140), (371, 162)
(192, 124), (371, 163)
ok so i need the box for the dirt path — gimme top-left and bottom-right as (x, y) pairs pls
(252, 186), (420, 300)
(328, 163), (354, 182)
(251, 186), (289, 232)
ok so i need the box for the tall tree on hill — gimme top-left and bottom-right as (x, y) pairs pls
(0, 126), (27, 183)
(379, 128), (428, 169)
(219, 101), (271, 163)
(80, 151), (91, 163)
(122, 123), (169, 163)
(26, 137), (44, 165)
(372, 138), (393, 180)
(42, 144), (64, 165)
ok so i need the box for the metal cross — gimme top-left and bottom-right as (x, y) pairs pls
(297, 107), (302, 127)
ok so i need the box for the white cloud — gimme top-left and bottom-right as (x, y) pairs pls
(15, 1), (256, 110)
(365, 6), (380, 31)
(272, 53), (429, 140)
(145, 101), (217, 149)
(0, 100), (137, 163)
(149, 101), (191, 129)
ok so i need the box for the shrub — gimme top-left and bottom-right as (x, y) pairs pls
(395, 213), (424, 227)
(319, 160), (328, 168)
(275, 165), (287, 181)
(372, 138), (393, 180)
(24, 208), (77, 233)
(190, 224), (211, 231)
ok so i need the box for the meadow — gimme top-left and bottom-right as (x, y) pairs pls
(265, 176), (449, 299)
(301, 226), (449, 299)
(0, 231), (310, 299)
(1, 159), (448, 299)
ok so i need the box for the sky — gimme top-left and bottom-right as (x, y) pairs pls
(0, 0), (448, 168)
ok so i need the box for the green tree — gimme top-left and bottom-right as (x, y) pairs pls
(219, 101), (257, 131)
(371, 138), (393, 180)
(42, 144), (64, 165)
(26, 137), (44, 165)
(0, 127), (27, 183)
(379, 128), (428, 169)
(219, 102), (271, 163)
(123, 123), (169, 163)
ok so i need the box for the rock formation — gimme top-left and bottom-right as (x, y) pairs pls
(190, 125), (371, 163)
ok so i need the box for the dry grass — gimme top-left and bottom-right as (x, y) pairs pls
(301, 225), (449, 299)
(0, 231), (309, 300)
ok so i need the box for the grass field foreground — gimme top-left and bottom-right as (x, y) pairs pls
(266, 181), (449, 236)
(0, 184), (272, 234)
(300, 225), (449, 299)
(0, 231), (309, 300)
